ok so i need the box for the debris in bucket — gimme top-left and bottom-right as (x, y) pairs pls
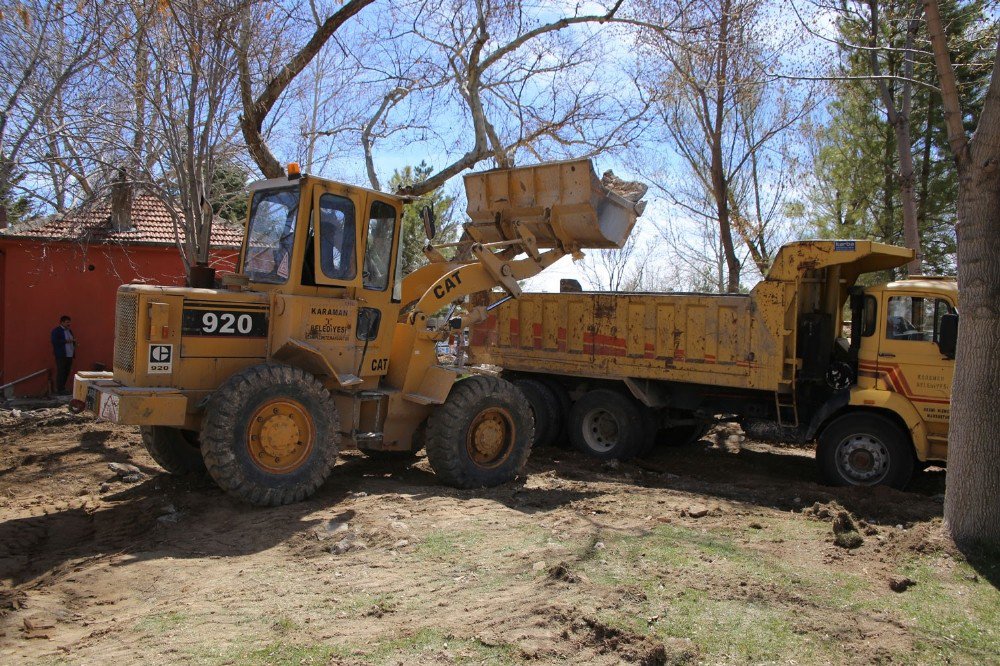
(601, 170), (648, 202)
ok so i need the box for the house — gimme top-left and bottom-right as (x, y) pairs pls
(0, 195), (243, 397)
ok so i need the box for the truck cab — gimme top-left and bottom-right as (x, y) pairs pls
(847, 277), (957, 471)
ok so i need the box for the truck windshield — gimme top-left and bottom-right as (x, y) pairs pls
(243, 187), (300, 284)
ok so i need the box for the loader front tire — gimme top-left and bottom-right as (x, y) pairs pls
(141, 426), (205, 475)
(201, 363), (340, 506)
(425, 376), (534, 489)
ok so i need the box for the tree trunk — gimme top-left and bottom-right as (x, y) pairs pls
(947, 156), (1000, 548)
(924, 0), (1000, 548)
(869, 0), (923, 275)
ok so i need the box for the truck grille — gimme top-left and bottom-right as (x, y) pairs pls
(113, 292), (138, 373)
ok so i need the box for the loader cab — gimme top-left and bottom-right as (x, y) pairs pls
(241, 173), (404, 302)
(240, 170), (405, 385)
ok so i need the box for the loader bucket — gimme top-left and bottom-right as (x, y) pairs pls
(463, 158), (644, 251)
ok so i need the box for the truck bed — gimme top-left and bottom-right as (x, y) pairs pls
(469, 290), (776, 391)
(468, 241), (916, 398)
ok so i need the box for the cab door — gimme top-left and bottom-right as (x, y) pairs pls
(354, 195), (404, 381)
(878, 293), (955, 434)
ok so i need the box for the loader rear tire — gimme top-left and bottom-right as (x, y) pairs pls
(569, 389), (645, 460)
(141, 426), (205, 475)
(513, 378), (559, 448)
(201, 363), (340, 506)
(425, 376), (534, 489)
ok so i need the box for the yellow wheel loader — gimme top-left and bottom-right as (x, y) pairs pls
(71, 159), (644, 506)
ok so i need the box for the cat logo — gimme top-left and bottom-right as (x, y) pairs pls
(148, 344), (173, 374)
(371, 358), (388, 372)
(432, 270), (463, 299)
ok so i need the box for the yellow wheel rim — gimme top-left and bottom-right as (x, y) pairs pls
(465, 407), (515, 469)
(246, 399), (315, 473)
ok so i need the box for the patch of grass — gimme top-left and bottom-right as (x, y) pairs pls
(363, 627), (519, 665)
(659, 590), (835, 662)
(576, 523), (874, 662)
(271, 615), (298, 633)
(230, 642), (344, 666)
(870, 558), (1000, 663)
(587, 521), (998, 663)
(133, 610), (189, 634)
(219, 631), (519, 666)
(414, 529), (486, 558)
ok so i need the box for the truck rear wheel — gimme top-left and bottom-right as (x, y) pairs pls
(513, 378), (559, 448)
(141, 426), (205, 475)
(817, 413), (914, 489)
(425, 376), (534, 488)
(201, 363), (340, 506)
(569, 389), (645, 460)
(539, 378), (572, 448)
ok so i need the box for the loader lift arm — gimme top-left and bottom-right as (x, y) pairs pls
(390, 158), (644, 405)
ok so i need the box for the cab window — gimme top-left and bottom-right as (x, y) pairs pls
(363, 201), (396, 291)
(319, 194), (356, 281)
(885, 296), (955, 342)
(861, 296), (877, 336)
(244, 187), (299, 284)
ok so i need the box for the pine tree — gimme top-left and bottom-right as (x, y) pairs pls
(808, 0), (995, 275)
(387, 162), (459, 275)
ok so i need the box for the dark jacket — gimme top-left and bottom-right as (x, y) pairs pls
(51, 326), (70, 359)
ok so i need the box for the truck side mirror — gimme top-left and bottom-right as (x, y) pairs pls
(420, 206), (436, 240)
(938, 313), (958, 359)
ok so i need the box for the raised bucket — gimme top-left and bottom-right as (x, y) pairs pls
(463, 158), (643, 252)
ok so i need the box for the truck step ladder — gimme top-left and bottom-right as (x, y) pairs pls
(775, 351), (800, 428)
(774, 386), (799, 429)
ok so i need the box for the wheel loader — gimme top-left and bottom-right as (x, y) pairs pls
(70, 159), (644, 506)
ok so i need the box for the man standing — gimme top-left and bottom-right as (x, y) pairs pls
(51, 315), (76, 394)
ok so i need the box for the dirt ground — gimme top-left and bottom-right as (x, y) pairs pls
(0, 408), (997, 665)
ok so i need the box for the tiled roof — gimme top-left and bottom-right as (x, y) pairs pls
(0, 195), (243, 248)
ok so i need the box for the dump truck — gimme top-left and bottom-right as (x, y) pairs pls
(468, 240), (958, 489)
(70, 159), (644, 505)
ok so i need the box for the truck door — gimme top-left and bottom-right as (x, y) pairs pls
(878, 294), (955, 433)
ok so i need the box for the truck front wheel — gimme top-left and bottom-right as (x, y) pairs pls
(141, 426), (205, 475)
(569, 389), (645, 460)
(425, 376), (534, 488)
(201, 363), (340, 506)
(817, 413), (914, 489)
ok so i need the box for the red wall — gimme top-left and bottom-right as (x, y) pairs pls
(0, 240), (237, 397)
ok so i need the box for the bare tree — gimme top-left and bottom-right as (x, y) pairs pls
(866, 0), (924, 275)
(635, 0), (814, 291)
(0, 0), (102, 224)
(923, 0), (1000, 549)
(237, 0), (376, 179)
(578, 231), (646, 291)
(386, 0), (652, 195)
(236, 0), (653, 195)
(108, 0), (247, 272)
